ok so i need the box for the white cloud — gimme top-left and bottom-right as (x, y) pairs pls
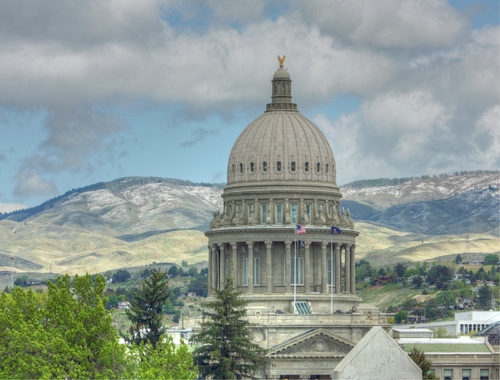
(13, 170), (57, 198)
(0, 203), (28, 213)
(473, 105), (500, 169)
(293, 0), (467, 49)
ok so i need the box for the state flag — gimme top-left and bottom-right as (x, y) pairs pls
(331, 226), (342, 235)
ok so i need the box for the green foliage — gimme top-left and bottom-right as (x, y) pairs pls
(0, 274), (125, 379)
(478, 284), (492, 309)
(455, 254), (462, 264)
(125, 336), (197, 380)
(124, 268), (171, 348)
(181, 260), (189, 268)
(395, 263), (406, 277)
(113, 269), (131, 283)
(408, 346), (437, 379)
(484, 254), (499, 264)
(188, 276), (208, 297)
(168, 265), (179, 277)
(412, 275), (423, 287)
(14, 274), (28, 286)
(188, 266), (198, 276)
(431, 326), (452, 338)
(394, 310), (408, 323)
(436, 290), (456, 308)
(192, 275), (267, 379)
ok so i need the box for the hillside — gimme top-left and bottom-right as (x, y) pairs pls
(0, 172), (498, 274)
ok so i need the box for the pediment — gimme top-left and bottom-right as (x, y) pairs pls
(268, 329), (355, 358)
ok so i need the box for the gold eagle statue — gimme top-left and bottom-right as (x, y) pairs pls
(277, 55), (286, 68)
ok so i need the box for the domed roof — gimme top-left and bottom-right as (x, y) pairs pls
(227, 112), (336, 185)
(273, 68), (290, 79)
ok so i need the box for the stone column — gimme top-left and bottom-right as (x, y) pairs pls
(219, 244), (225, 290)
(334, 243), (341, 294)
(211, 244), (218, 290)
(304, 241), (311, 294)
(350, 245), (356, 295)
(231, 242), (237, 283)
(208, 244), (213, 296)
(247, 241), (254, 294)
(321, 242), (328, 294)
(285, 241), (292, 293)
(265, 241), (273, 293)
(344, 244), (350, 294)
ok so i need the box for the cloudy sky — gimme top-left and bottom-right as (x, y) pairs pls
(0, 0), (498, 212)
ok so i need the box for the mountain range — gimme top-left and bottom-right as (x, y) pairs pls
(0, 172), (498, 275)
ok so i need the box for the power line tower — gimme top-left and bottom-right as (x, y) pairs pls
(464, 234), (470, 254)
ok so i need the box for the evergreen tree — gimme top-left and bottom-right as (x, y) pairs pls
(478, 284), (492, 309)
(124, 268), (171, 348)
(192, 275), (267, 379)
(408, 346), (437, 379)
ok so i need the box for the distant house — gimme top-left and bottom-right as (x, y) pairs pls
(118, 301), (130, 309)
(25, 279), (43, 285)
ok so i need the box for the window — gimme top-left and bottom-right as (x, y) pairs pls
(316, 162), (321, 172)
(291, 204), (297, 223)
(462, 369), (471, 380)
(261, 204), (267, 224)
(281, 84), (285, 94)
(480, 369), (489, 380)
(291, 257), (304, 285)
(326, 163), (329, 173)
(232, 164), (235, 175)
(263, 161), (268, 172)
(242, 258), (248, 286)
(239, 163), (243, 173)
(253, 257), (260, 285)
(250, 162), (255, 172)
(277, 161), (282, 171)
(276, 204), (282, 224)
(291, 161), (296, 172)
(304, 162), (309, 172)
(328, 258), (334, 286)
(305, 204), (311, 222)
(444, 369), (453, 380)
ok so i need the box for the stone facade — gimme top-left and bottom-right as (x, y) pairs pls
(196, 60), (389, 379)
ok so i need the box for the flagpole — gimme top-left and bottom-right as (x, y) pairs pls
(330, 231), (333, 314)
(294, 229), (297, 310)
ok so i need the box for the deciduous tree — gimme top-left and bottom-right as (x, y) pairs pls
(408, 346), (437, 379)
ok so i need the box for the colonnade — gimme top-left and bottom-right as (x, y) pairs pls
(207, 240), (356, 297)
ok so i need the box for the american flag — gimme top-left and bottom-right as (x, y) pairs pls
(296, 224), (306, 234)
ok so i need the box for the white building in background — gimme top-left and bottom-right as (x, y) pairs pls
(398, 311), (500, 336)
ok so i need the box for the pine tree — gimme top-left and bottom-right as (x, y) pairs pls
(124, 268), (171, 347)
(192, 274), (267, 379)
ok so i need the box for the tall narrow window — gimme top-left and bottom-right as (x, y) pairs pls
(291, 161), (296, 172)
(462, 369), (471, 380)
(281, 84), (285, 94)
(242, 258), (248, 286)
(444, 369), (453, 380)
(326, 163), (329, 173)
(291, 204), (297, 223)
(276, 204), (282, 224)
(239, 163), (243, 173)
(316, 162), (321, 172)
(232, 164), (235, 175)
(328, 258), (334, 286)
(253, 257), (260, 285)
(250, 162), (255, 172)
(304, 162), (309, 172)
(261, 204), (267, 224)
(305, 204), (311, 222)
(291, 257), (304, 285)
(263, 161), (268, 172)
(277, 161), (282, 171)
(480, 369), (489, 380)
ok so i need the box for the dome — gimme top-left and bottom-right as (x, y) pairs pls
(273, 68), (290, 79)
(227, 112), (336, 185)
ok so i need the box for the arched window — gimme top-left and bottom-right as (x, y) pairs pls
(291, 161), (296, 172)
(281, 84), (285, 94)
(232, 164), (235, 175)
(250, 162), (255, 173)
(277, 161), (282, 172)
(263, 161), (268, 172)
(326, 163), (329, 173)
(316, 162), (321, 173)
(304, 162), (309, 172)
(239, 163), (243, 173)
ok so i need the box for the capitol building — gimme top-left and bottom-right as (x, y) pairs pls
(200, 58), (389, 378)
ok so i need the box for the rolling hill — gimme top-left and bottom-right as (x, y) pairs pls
(0, 172), (498, 275)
